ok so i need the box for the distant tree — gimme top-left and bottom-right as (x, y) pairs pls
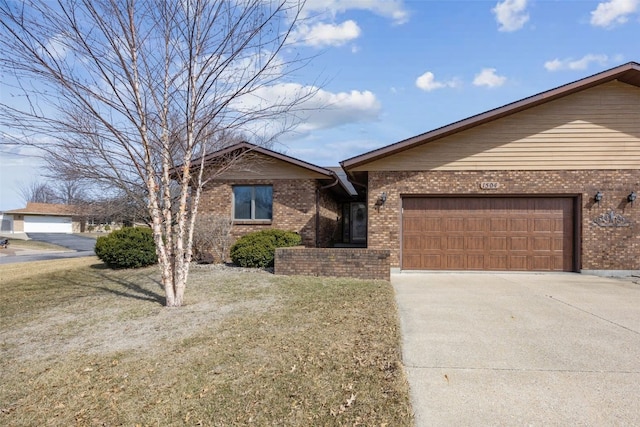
(18, 178), (88, 206)
(0, 0), (313, 307)
(18, 181), (57, 204)
(54, 179), (88, 205)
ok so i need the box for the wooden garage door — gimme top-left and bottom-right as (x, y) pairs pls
(402, 197), (574, 271)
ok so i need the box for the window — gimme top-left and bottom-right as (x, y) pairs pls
(233, 185), (272, 220)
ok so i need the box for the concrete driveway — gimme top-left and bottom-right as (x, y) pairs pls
(392, 272), (640, 426)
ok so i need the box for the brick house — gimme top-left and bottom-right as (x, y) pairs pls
(340, 62), (640, 274)
(202, 62), (640, 275)
(198, 143), (360, 249)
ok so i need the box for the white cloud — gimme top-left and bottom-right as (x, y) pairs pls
(473, 68), (507, 88)
(294, 86), (381, 132)
(235, 83), (381, 136)
(301, 0), (409, 25)
(544, 54), (610, 71)
(492, 0), (529, 32)
(291, 20), (361, 47)
(42, 34), (71, 60)
(415, 72), (458, 92)
(590, 0), (639, 27)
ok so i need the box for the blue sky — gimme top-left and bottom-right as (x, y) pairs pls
(1, 0), (639, 210)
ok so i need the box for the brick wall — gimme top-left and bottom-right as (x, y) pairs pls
(200, 179), (339, 249)
(367, 170), (640, 271)
(318, 187), (341, 247)
(275, 248), (391, 280)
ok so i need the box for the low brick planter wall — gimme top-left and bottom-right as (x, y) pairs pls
(275, 248), (391, 281)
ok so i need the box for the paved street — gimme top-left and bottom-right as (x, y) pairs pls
(0, 233), (95, 264)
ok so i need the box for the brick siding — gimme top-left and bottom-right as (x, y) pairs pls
(275, 248), (391, 280)
(367, 170), (640, 271)
(200, 179), (339, 250)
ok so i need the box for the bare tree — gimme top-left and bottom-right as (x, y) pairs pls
(54, 179), (88, 205)
(18, 181), (57, 204)
(0, 0), (312, 306)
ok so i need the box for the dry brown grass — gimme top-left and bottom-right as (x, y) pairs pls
(0, 257), (98, 283)
(0, 261), (414, 426)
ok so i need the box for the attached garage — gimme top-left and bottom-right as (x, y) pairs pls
(342, 62), (640, 275)
(23, 215), (73, 233)
(402, 197), (576, 271)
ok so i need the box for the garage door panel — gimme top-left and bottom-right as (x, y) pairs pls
(402, 197), (574, 272)
(403, 254), (422, 269)
(532, 237), (552, 251)
(466, 218), (487, 232)
(509, 256), (528, 270)
(553, 218), (564, 232)
(466, 236), (485, 250)
(510, 218), (528, 232)
(467, 255), (485, 270)
(423, 236), (441, 250)
(403, 235), (422, 250)
(531, 256), (552, 270)
(552, 237), (564, 251)
(446, 254), (465, 269)
(403, 217), (423, 231)
(445, 217), (464, 231)
(447, 236), (464, 250)
(533, 218), (552, 232)
(510, 237), (528, 251)
(489, 236), (507, 251)
(490, 218), (507, 232)
(553, 256), (565, 270)
(424, 218), (442, 232)
(421, 255), (442, 269)
(489, 255), (507, 269)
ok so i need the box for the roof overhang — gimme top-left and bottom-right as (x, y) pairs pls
(197, 141), (336, 178)
(177, 141), (357, 197)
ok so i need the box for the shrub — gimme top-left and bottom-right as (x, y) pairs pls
(192, 214), (233, 264)
(230, 229), (301, 268)
(95, 227), (157, 269)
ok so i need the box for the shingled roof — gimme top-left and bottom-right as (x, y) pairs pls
(5, 202), (81, 216)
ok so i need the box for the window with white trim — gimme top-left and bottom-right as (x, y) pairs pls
(233, 185), (272, 220)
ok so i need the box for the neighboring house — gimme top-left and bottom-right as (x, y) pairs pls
(0, 213), (12, 234)
(341, 62), (640, 274)
(198, 143), (361, 248)
(4, 202), (84, 233)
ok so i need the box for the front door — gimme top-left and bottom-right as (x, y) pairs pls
(351, 202), (367, 244)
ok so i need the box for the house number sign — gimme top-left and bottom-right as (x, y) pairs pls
(479, 182), (500, 190)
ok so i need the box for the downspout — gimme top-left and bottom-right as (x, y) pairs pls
(316, 177), (340, 248)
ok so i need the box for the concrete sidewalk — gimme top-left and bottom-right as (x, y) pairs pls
(392, 272), (640, 426)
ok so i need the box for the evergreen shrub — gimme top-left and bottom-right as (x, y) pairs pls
(95, 227), (157, 269)
(230, 229), (301, 268)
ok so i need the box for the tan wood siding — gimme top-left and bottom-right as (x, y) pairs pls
(402, 197), (575, 271)
(354, 82), (640, 171)
(214, 153), (329, 179)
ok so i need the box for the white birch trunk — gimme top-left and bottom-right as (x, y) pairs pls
(0, 0), (308, 308)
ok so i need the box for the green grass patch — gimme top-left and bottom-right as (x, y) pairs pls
(0, 262), (413, 426)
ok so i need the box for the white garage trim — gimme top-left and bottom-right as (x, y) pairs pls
(24, 215), (73, 233)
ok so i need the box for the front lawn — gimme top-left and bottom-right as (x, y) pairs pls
(0, 259), (413, 426)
